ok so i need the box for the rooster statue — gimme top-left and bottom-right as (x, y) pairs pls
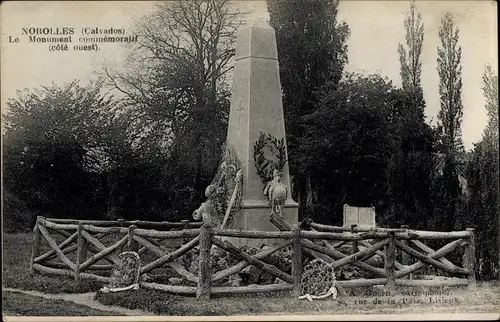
(263, 168), (287, 216)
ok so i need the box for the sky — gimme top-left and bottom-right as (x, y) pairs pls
(1, 0), (497, 150)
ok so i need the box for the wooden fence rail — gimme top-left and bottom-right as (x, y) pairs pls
(30, 217), (476, 300)
(45, 217), (203, 229)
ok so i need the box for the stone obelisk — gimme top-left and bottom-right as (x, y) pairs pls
(227, 18), (299, 247)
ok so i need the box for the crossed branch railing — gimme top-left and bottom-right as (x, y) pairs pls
(30, 215), (476, 300)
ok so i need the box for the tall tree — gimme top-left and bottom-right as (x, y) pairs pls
(386, 0), (435, 228)
(398, 0), (425, 118)
(482, 63), (499, 148)
(467, 63), (499, 279)
(103, 0), (246, 216)
(437, 12), (464, 155)
(266, 0), (350, 218)
(435, 12), (464, 231)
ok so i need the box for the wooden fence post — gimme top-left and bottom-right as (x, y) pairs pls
(75, 222), (87, 282)
(197, 224), (212, 300)
(291, 225), (302, 298)
(128, 225), (139, 252)
(181, 220), (190, 244)
(30, 216), (43, 273)
(400, 225), (411, 280)
(464, 228), (476, 289)
(350, 224), (358, 255)
(385, 231), (396, 290)
(118, 218), (126, 254)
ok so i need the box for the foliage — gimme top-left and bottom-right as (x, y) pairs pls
(3, 1), (248, 225)
(464, 64), (499, 280)
(385, 150), (436, 229)
(481, 63), (499, 146)
(430, 155), (462, 231)
(267, 0), (350, 218)
(466, 141), (499, 280)
(437, 12), (464, 155)
(2, 80), (125, 225)
(299, 74), (397, 224)
(397, 0), (425, 118)
(3, 191), (33, 233)
(433, 12), (465, 232)
(102, 0), (247, 218)
(387, 0), (435, 229)
(305, 71), (436, 228)
(182, 245), (291, 286)
(203, 143), (243, 228)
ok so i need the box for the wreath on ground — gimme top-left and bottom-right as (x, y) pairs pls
(253, 132), (287, 183)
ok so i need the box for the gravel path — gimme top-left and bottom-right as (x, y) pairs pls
(3, 287), (154, 316)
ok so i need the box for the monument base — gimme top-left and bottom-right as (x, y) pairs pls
(225, 198), (299, 248)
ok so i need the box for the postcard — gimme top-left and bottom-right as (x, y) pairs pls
(2, 1), (498, 321)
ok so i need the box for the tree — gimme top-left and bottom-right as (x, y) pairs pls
(482, 63), (499, 148)
(434, 12), (464, 231)
(302, 74), (398, 224)
(482, 64), (499, 279)
(466, 64), (499, 280)
(398, 0), (425, 118)
(103, 0), (247, 216)
(2, 80), (120, 228)
(266, 0), (350, 218)
(437, 12), (464, 155)
(388, 0), (435, 228)
(466, 139), (499, 280)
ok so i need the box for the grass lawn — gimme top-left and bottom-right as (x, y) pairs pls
(2, 232), (102, 293)
(2, 291), (121, 316)
(95, 282), (500, 316)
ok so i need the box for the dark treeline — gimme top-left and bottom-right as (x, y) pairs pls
(2, 0), (498, 280)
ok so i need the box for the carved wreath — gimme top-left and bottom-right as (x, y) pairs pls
(253, 132), (287, 183)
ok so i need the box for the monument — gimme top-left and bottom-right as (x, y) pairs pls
(225, 18), (299, 246)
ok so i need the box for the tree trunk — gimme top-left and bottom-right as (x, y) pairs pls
(194, 140), (205, 202)
(305, 173), (313, 218)
(107, 169), (119, 220)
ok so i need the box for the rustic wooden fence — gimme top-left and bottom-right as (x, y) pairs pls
(30, 216), (476, 300)
(30, 217), (202, 285)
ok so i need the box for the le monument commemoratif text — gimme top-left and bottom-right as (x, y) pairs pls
(7, 26), (138, 52)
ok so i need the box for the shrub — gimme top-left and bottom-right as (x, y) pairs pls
(3, 191), (35, 233)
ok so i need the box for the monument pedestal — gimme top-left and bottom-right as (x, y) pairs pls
(226, 199), (298, 248)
